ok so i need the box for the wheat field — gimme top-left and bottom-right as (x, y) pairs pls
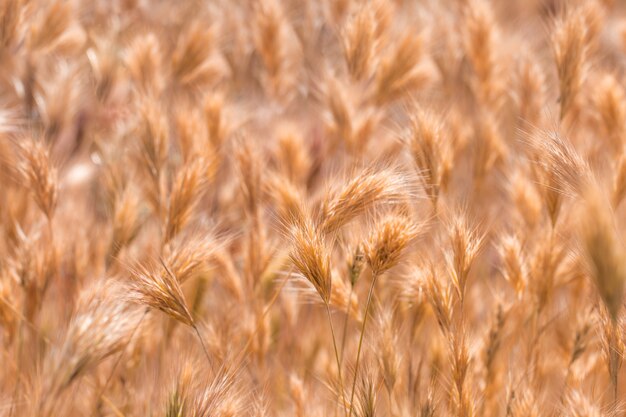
(1, 0), (626, 415)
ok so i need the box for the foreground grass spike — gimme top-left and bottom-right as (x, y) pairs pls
(364, 212), (420, 276)
(319, 168), (409, 237)
(349, 212), (419, 416)
(288, 215), (332, 306)
(129, 259), (195, 327)
(4, 0), (626, 415)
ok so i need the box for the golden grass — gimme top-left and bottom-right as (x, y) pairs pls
(2, 0), (626, 416)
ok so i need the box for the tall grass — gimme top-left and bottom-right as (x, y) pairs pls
(1, 0), (626, 416)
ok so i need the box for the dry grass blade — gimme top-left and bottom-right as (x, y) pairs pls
(531, 130), (592, 215)
(288, 216), (332, 304)
(371, 32), (426, 105)
(496, 234), (526, 298)
(16, 137), (58, 220)
(463, 0), (501, 106)
(165, 232), (222, 284)
(189, 366), (243, 417)
(268, 174), (308, 229)
(408, 107), (451, 209)
(4, 1), (626, 416)
(27, 1), (74, 52)
(129, 259), (194, 327)
(445, 212), (484, 302)
(593, 73), (626, 150)
(108, 185), (143, 263)
(41, 280), (141, 413)
(342, 8), (376, 81)
(612, 155), (626, 208)
(355, 366), (377, 417)
(126, 33), (164, 95)
(0, 0), (21, 50)
(580, 186), (626, 322)
(364, 212), (421, 276)
(136, 99), (168, 188)
(171, 22), (224, 89)
(319, 169), (410, 237)
(552, 7), (588, 120)
(165, 158), (213, 242)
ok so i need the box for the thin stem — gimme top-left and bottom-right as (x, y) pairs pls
(614, 377), (618, 411)
(9, 316), (23, 417)
(326, 302), (348, 417)
(348, 273), (378, 417)
(387, 386), (397, 416)
(193, 323), (212, 366)
(339, 283), (355, 364)
(613, 372), (618, 413)
(610, 320), (619, 414)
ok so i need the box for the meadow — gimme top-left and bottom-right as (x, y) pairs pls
(0, 0), (625, 415)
